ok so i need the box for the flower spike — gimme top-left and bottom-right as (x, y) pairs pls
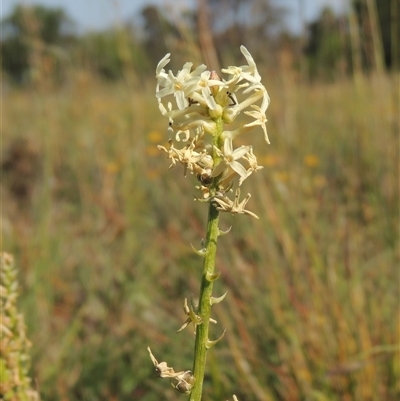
(152, 46), (271, 401)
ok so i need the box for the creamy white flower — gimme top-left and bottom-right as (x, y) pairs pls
(156, 62), (200, 110)
(196, 71), (226, 110)
(242, 82), (270, 113)
(220, 65), (242, 81)
(222, 87), (267, 124)
(239, 45), (262, 83)
(244, 105), (270, 144)
(221, 46), (261, 86)
(156, 53), (171, 76)
(213, 138), (250, 181)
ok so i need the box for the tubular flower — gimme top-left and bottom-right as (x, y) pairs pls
(156, 46), (270, 218)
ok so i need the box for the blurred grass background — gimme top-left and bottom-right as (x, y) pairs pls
(1, 0), (399, 400)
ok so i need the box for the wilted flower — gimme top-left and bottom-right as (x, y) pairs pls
(147, 347), (195, 394)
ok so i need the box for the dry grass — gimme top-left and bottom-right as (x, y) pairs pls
(2, 69), (399, 400)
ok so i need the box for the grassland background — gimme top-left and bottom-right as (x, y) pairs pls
(2, 41), (400, 401)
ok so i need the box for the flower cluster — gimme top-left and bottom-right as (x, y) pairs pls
(156, 46), (270, 218)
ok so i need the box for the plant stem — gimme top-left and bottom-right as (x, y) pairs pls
(190, 201), (220, 401)
(190, 116), (223, 401)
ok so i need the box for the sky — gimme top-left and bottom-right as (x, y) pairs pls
(1, 0), (349, 34)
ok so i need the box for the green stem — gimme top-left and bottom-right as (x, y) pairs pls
(190, 201), (220, 401)
(190, 117), (223, 401)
